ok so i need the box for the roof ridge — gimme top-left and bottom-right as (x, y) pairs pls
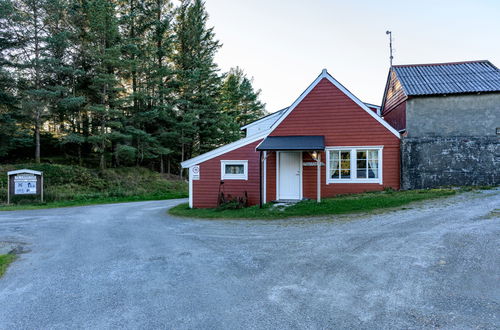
(393, 60), (493, 68)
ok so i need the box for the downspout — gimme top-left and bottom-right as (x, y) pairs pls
(259, 151), (263, 208)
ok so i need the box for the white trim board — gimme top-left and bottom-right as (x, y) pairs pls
(188, 168), (193, 208)
(220, 160), (248, 180)
(268, 69), (401, 139)
(181, 130), (270, 168)
(240, 110), (284, 131)
(325, 146), (383, 185)
(7, 169), (42, 176)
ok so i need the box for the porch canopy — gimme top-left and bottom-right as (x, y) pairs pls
(256, 135), (325, 151)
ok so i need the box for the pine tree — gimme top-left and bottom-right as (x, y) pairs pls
(7, 0), (51, 163)
(173, 0), (222, 173)
(81, 0), (122, 170)
(0, 0), (32, 158)
(43, 0), (86, 163)
(219, 67), (266, 142)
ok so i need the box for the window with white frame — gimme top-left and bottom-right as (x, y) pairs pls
(220, 160), (248, 180)
(326, 147), (382, 184)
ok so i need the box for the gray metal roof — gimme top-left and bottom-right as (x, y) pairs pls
(256, 135), (325, 151)
(393, 60), (500, 96)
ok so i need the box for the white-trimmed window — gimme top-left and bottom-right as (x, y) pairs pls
(221, 160), (248, 180)
(326, 147), (383, 184)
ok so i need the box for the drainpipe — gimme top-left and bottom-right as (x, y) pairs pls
(259, 150), (263, 208)
(317, 153), (321, 203)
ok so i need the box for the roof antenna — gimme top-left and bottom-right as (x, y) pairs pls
(386, 30), (394, 67)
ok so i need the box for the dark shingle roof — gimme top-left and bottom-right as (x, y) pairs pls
(393, 60), (500, 96)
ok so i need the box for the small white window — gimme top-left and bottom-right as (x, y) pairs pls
(326, 147), (383, 184)
(221, 160), (248, 180)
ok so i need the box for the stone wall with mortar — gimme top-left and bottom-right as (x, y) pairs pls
(401, 137), (499, 189)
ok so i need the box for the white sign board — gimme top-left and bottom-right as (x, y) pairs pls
(14, 175), (37, 194)
(190, 166), (200, 180)
(303, 162), (325, 167)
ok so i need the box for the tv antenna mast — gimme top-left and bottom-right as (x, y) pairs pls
(386, 30), (394, 67)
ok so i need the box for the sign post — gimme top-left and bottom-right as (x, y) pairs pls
(6, 169), (43, 204)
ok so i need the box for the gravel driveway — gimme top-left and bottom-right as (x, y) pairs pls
(0, 190), (499, 329)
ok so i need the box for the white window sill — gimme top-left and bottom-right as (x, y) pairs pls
(221, 176), (248, 180)
(327, 179), (382, 184)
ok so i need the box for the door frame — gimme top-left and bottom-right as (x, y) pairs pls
(276, 151), (303, 200)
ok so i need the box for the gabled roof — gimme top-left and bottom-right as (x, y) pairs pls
(269, 69), (400, 138)
(241, 101), (379, 131)
(181, 69), (400, 168)
(392, 60), (500, 96)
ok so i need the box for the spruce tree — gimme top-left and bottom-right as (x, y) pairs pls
(82, 0), (122, 170)
(173, 0), (222, 171)
(0, 0), (32, 158)
(219, 67), (266, 142)
(7, 0), (51, 163)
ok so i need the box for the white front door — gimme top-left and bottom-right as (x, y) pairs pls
(278, 152), (302, 200)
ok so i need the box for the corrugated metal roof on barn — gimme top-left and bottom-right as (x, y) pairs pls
(392, 60), (500, 96)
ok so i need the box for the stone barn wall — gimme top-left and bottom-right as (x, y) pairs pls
(401, 137), (499, 189)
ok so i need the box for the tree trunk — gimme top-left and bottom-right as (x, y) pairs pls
(78, 145), (82, 166)
(35, 118), (41, 163)
(33, 2), (41, 163)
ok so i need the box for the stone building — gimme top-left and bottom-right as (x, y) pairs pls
(381, 60), (500, 189)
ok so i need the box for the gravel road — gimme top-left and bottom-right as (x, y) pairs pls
(0, 190), (499, 329)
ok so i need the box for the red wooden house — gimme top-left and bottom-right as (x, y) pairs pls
(181, 69), (401, 208)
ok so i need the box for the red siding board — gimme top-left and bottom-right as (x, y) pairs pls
(383, 101), (406, 132)
(192, 140), (262, 208)
(269, 78), (400, 197)
(192, 77), (400, 208)
(382, 70), (408, 131)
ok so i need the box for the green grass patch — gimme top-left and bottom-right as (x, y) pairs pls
(169, 189), (457, 220)
(0, 164), (187, 211)
(0, 254), (16, 277)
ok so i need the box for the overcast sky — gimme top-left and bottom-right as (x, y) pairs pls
(204, 0), (500, 112)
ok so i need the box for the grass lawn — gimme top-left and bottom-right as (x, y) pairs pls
(169, 189), (458, 219)
(0, 254), (16, 278)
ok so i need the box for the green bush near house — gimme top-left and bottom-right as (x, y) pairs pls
(169, 189), (458, 220)
(0, 164), (187, 210)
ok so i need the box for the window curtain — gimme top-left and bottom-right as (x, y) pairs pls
(330, 151), (339, 178)
(367, 150), (378, 178)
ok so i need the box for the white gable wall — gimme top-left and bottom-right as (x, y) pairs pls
(241, 111), (283, 137)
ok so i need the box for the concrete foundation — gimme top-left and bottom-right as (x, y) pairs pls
(401, 137), (499, 189)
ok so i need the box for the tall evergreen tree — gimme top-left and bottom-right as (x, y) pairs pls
(80, 0), (122, 169)
(173, 0), (222, 172)
(0, 0), (32, 157)
(219, 67), (266, 142)
(43, 0), (86, 163)
(7, 0), (51, 163)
